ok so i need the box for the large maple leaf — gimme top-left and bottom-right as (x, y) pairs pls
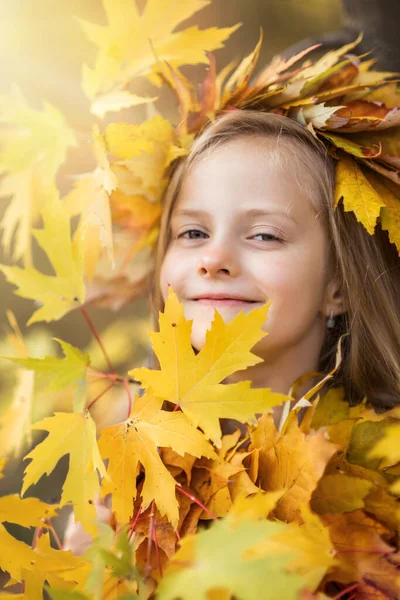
(78, 0), (240, 115)
(21, 412), (106, 536)
(98, 390), (215, 528)
(131, 288), (290, 446)
(0, 186), (86, 325)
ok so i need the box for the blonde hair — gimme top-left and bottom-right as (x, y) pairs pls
(153, 110), (400, 410)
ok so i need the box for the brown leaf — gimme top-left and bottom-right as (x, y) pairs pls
(162, 448), (197, 485)
(323, 510), (394, 586)
(203, 486), (232, 519)
(249, 415), (338, 523)
(317, 62), (359, 92)
(356, 582), (394, 599)
(228, 450), (260, 502)
(333, 100), (400, 133)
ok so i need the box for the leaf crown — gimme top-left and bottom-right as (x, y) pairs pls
(107, 30), (400, 267)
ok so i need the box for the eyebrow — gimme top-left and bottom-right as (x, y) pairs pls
(173, 208), (298, 224)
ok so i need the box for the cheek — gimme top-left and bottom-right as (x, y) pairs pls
(256, 251), (327, 321)
(159, 249), (188, 300)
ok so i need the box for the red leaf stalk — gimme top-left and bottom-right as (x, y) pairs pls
(80, 306), (116, 374)
(176, 485), (217, 519)
(145, 502), (156, 577)
(128, 507), (142, 540)
(123, 377), (133, 418)
(47, 519), (63, 550)
(332, 582), (360, 600)
(152, 516), (163, 577)
(87, 381), (116, 411)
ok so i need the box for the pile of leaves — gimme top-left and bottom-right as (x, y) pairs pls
(0, 1), (400, 599)
(0, 287), (399, 599)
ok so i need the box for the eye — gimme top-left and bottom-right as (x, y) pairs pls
(251, 232), (282, 242)
(179, 229), (208, 239)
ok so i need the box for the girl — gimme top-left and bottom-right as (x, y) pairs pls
(64, 108), (400, 554)
(154, 109), (400, 413)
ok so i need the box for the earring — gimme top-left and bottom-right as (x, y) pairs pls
(327, 309), (335, 330)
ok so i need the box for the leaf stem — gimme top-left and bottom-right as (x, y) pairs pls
(80, 306), (115, 374)
(332, 582), (360, 600)
(88, 367), (139, 385)
(176, 485), (217, 520)
(123, 377), (133, 418)
(47, 519), (63, 550)
(32, 526), (43, 548)
(152, 515), (163, 577)
(144, 502), (155, 578)
(128, 507), (142, 541)
(87, 381), (116, 411)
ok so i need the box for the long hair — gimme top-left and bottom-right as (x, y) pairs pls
(152, 110), (400, 411)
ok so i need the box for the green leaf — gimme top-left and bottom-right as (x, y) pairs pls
(311, 474), (373, 513)
(157, 507), (307, 600)
(47, 587), (92, 600)
(2, 338), (90, 413)
(347, 419), (398, 470)
(84, 523), (115, 600)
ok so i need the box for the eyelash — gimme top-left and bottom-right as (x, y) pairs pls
(178, 229), (282, 242)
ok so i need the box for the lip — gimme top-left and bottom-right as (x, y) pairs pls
(191, 294), (260, 306)
(195, 298), (256, 306)
(193, 293), (257, 300)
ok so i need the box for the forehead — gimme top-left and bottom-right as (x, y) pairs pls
(175, 136), (319, 215)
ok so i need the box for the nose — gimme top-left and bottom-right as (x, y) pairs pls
(197, 242), (239, 278)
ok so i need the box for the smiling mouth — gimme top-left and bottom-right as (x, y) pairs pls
(193, 297), (258, 306)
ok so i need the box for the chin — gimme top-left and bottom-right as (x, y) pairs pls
(188, 316), (213, 351)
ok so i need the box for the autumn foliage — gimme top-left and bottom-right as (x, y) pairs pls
(0, 1), (400, 599)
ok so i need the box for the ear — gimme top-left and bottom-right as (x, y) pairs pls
(323, 278), (346, 318)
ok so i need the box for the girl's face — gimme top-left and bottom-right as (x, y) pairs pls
(160, 136), (335, 362)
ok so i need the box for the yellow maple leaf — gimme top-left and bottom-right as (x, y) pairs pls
(0, 524), (38, 581)
(0, 88), (76, 264)
(34, 532), (91, 592)
(22, 412), (106, 536)
(131, 288), (290, 446)
(0, 185), (86, 325)
(99, 390), (215, 528)
(91, 91), (158, 120)
(78, 0), (240, 112)
(334, 154), (385, 235)
(106, 116), (188, 203)
(363, 171), (400, 254)
(0, 495), (58, 529)
(65, 125), (116, 281)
